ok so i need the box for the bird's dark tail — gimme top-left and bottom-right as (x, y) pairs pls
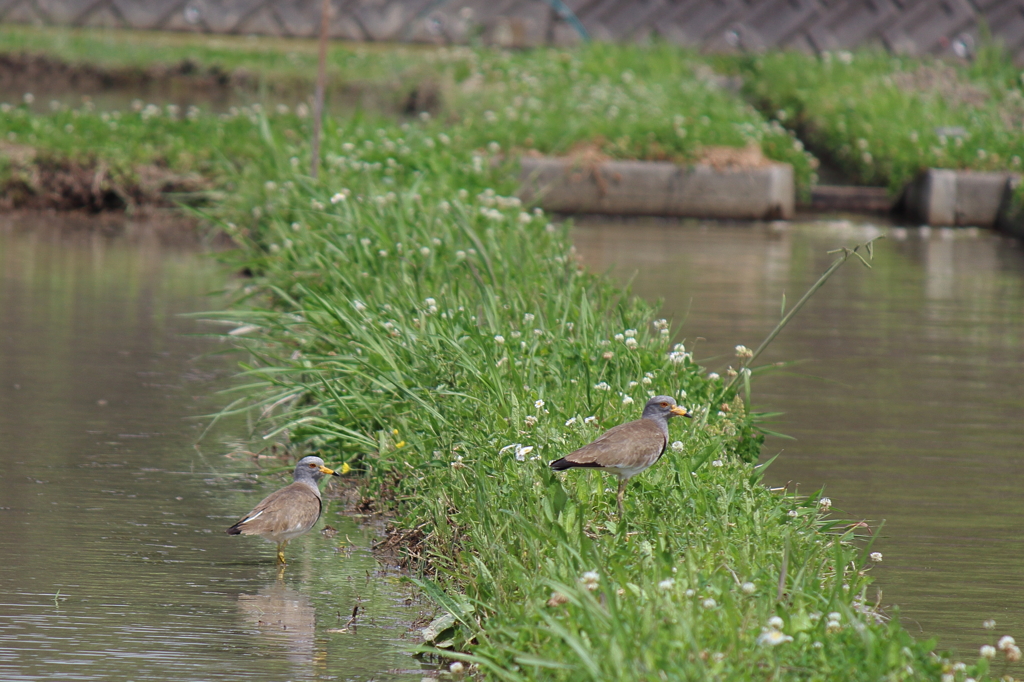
(549, 457), (602, 471)
(226, 522), (243, 535)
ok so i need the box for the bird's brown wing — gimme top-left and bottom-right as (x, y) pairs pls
(552, 419), (666, 470)
(227, 482), (322, 536)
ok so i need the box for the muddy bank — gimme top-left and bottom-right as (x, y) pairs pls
(0, 51), (441, 114)
(1, 51), (267, 99)
(1, 143), (210, 212)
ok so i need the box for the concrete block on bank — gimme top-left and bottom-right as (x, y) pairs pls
(518, 156), (794, 220)
(902, 168), (1019, 227)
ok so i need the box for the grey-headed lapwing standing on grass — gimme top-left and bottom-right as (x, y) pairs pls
(550, 396), (691, 517)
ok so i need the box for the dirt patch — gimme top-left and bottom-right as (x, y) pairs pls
(889, 65), (989, 108)
(696, 143), (774, 170)
(1, 148), (209, 212)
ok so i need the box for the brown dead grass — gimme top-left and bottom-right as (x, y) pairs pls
(696, 143), (774, 170)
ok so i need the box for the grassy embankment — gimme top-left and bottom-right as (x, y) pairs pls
(728, 46), (1024, 193)
(206, 95), (1015, 682)
(2, 28), (1016, 679)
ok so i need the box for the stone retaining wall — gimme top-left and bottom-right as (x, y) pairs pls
(2, 0), (1024, 63)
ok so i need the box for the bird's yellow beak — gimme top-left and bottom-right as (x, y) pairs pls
(671, 405), (692, 418)
(319, 464), (341, 477)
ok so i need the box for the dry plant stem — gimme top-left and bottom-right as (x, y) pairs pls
(721, 236), (882, 400)
(309, 0), (330, 179)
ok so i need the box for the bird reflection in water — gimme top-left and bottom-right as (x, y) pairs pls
(237, 580), (326, 673)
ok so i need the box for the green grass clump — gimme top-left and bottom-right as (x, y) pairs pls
(197, 109), (995, 679)
(731, 46), (1024, 191)
(431, 42), (816, 185)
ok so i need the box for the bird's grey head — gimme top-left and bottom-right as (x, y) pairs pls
(641, 395), (692, 422)
(293, 455), (340, 482)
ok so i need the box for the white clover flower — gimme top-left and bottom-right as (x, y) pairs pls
(981, 645), (997, 659)
(1006, 645), (1022, 662)
(494, 335), (505, 344)
(702, 598), (717, 610)
(653, 319), (668, 330)
(330, 192), (348, 204)
(517, 212), (531, 224)
(641, 377), (652, 385)
(584, 416), (597, 425)
(670, 441), (684, 451)
(535, 399), (545, 409)
(420, 246), (431, 256)
(707, 372), (720, 380)
(510, 331), (522, 339)
(741, 582), (756, 595)
(594, 382), (611, 391)
(378, 250), (388, 257)
(352, 300), (367, 312)
(511, 445), (534, 461)
(812, 641), (823, 649)
(999, 636), (1016, 650)
(614, 333), (625, 342)
(360, 237), (372, 247)
(523, 313), (535, 324)
(953, 663), (967, 672)
(758, 629), (792, 646)
(684, 589), (695, 597)
(768, 616), (784, 630)
(580, 571), (600, 590)
(825, 620), (842, 634)
(669, 350), (687, 364)
(622, 395), (634, 405)
(450, 661), (464, 674)
(565, 417), (576, 427)
(533, 329), (543, 336)
(735, 345), (753, 358)
(869, 552), (883, 563)
(624, 329), (636, 338)
(625, 338), (638, 349)
(455, 250), (466, 260)
(524, 416), (537, 428)
(658, 579), (675, 591)
(984, 619), (997, 630)
(788, 510), (798, 517)
(828, 612), (841, 622)
(819, 497), (832, 511)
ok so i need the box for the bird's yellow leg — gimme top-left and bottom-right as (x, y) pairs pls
(276, 540), (288, 565)
(616, 480), (628, 519)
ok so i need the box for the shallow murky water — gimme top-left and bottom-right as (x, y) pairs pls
(0, 219), (427, 680)
(573, 217), (1024, 655)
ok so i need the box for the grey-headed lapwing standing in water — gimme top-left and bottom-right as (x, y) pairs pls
(550, 396), (691, 517)
(227, 455), (345, 565)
